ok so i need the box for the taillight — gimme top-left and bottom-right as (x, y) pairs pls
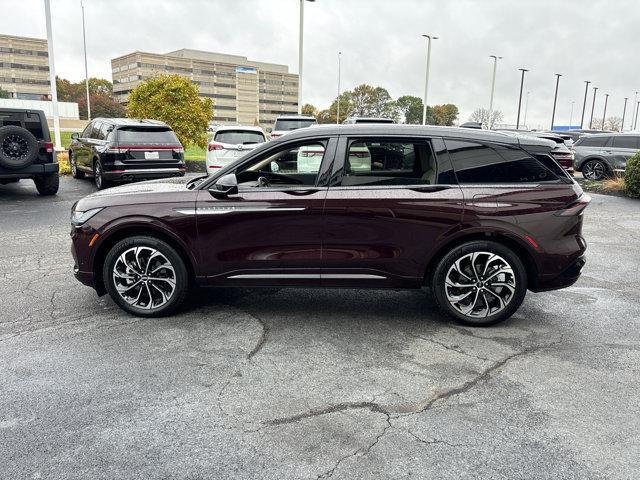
(555, 194), (591, 216)
(208, 143), (224, 151)
(44, 142), (54, 153)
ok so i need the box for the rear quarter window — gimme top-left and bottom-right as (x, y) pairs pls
(576, 136), (611, 147)
(611, 136), (639, 149)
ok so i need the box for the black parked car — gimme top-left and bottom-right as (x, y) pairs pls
(0, 108), (59, 195)
(69, 118), (186, 189)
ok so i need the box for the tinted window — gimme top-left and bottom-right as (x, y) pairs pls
(89, 122), (102, 139)
(274, 119), (316, 131)
(446, 140), (558, 184)
(116, 127), (180, 144)
(340, 139), (437, 186)
(214, 130), (265, 145)
(80, 123), (93, 138)
(352, 118), (394, 124)
(577, 136), (611, 147)
(612, 136), (639, 149)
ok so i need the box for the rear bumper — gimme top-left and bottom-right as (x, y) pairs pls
(103, 167), (186, 181)
(530, 254), (586, 292)
(0, 162), (58, 178)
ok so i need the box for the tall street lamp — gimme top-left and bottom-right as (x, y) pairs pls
(336, 51), (342, 124)
(621, 97), (628, 132)
(421, 34), (438, 125)
(631, 91), (638, 130)
(81, 0), (90, 120)
(516, 68), (528, 129)
(550, 73), (562, 130)
(601, 93), (609, 129)
(44, 0), (61, 150)
(488, 55), (502, 128)
(297, 0), (315, 114)
(569, 101), (575, 128)
(523, 91), (530, 128)
(635, 101), (640, 130)
(580, 80), (590, 128)
(589, 86), (598, 129)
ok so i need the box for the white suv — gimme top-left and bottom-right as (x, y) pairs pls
(269, 115), (317, 140)
(206, 126), (266, 174)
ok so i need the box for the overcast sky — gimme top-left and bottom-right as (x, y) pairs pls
(2, 0), (638, 129)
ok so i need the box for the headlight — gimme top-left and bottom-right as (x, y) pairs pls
(71, 207), (103, 226)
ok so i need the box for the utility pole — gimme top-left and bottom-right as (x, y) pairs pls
(421, 34), (438, 125)
(589, 86), (598, 129)
(44, 0), (61, 150)
(621, 97), (628, 132)
(569, 101), (575, 128)
(635, 101), (640, 130)
(81, 0), (91, 120)
(336, 51), (341, 124)
(601, 93), (609, 129)
(297, 0), (315, 114)
(487, 55), (502, 129)
(550, 73), (562, 130)
(580, 81), (590, 128)
(516, 68), (528, 129)
(523, 91), (530, 128)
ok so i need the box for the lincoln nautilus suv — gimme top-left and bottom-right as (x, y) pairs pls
(71, 125), (589, 326)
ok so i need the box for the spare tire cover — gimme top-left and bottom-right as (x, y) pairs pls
(0, 125), (40, 170)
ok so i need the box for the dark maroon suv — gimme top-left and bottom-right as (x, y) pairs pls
(70, 125), (589, 326)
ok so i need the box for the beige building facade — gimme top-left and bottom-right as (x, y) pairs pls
(0, 34), (51, 100)
(111, 49), (299, 126)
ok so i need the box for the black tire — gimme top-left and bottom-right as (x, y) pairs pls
(0, 125), (39, 170)
(431, 240), (528, 327)
(33, 172), (59, 196)
(581, 159), (609, 181)
(70, 150), (85, 179)
(103, 235), (190, 317)
(93, 159), (110, 190)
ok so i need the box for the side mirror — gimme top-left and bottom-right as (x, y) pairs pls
(71, 132), (79, 140)
(266, 127), (273, 133)
(210, 173), (238, 198)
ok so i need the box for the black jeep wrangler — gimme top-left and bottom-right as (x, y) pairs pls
(0, 108), (59, 195)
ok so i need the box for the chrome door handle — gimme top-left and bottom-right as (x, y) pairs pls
(283, 189), (320, 196)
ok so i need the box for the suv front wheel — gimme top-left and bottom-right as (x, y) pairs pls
(431, 241), (528, 326)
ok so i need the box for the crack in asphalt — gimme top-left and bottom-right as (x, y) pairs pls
(247, 315), (269, 360)
(406, 429), (469, 448)
(408, 332), (493, 362)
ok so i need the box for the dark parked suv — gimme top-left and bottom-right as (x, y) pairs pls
(573, 133), (639, 180)
(69, 118), (185, 189)
(0, 108), (59, 195)
(71, 125), (589, 326)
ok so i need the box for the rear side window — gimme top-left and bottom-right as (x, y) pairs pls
(214, 130), (265, 145)
(116, 127), (180, 145)
(340, 139), (438, 186)
(576, 136), (611, 147)
(274, 119), (316, 131)
(612, 136), (639, 149)
(446, 140), (559, 184)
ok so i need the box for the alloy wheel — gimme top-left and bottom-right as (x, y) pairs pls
(112, 246), (177, 310)
(2, 134), (29, 159)
(71, 154), (77, 176)
(94, 162), (102, 188)
(444, 251), (516, 318)
(583, 160), (605, 180)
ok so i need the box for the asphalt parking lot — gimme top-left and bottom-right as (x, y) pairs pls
(1, 176), (639, 479)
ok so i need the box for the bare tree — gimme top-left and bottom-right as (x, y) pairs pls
(591, 116), (622, 131)
(469, 108), (504, 129)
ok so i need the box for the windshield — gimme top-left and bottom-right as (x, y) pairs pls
(214, 130), (265, 145)
(274, 119), (317, 131)
(116, 127), (180, 144)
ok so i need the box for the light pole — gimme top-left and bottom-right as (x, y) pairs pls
(81, 0), (90, 120)
(635, 101), (640, 130)
(421, 34), (438, 125)
(589, 86), (598, 129)
(297, 0), (315, 114)
(621, 97), (628, 132)
(516, 68), (528, 130)
(336, 51), (342, 124)
(601, 93), (609, 129)
(550, 73), (562, 130)
(631, 91), (638, 130)
(488, 55), (502, 129)
(569, 101), (575, 128)
(523, 91), (530, 128)
(580, 80), (590, 128)
(44, 0), (61, 150)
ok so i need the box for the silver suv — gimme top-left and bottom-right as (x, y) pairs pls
(574, 133), (639, 180)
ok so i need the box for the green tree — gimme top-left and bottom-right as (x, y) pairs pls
(127, 75), (213, 148)
(0, 86), (10, 98)
(317, 92), (352, 124)
(301, 103), (318, 118)
(56, 76), (83, 102)
(432, 104), (459, 126)
(624, 152), (640, 198)
(396, 95), (425, 124)
(349, 84), (398, 120)
(87, 77), (113, 95)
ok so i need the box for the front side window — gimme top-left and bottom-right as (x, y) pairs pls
(612, 136), (639, 149)
(234, 141), (327, 188)
(446, 140), (559, 184)
(340, 139), (437, 186)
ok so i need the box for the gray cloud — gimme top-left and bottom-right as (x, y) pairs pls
(2, 0), (638, 128)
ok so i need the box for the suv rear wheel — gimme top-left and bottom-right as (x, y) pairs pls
(103, 236), (190, 317)
(582, 159), (608, 181)
(70, 151), (85, 179)
(431, 241), (527, 326)
(93, 159), (110, 190)
(33, 172), (59, 196)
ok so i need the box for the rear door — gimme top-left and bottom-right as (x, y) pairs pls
(610, 135), (640, 171)
(115, 126), (183, 167)
(78, 121), (100, 171)
(321, 135), (464, 287)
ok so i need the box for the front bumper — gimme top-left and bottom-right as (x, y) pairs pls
(0, 162), (59, 178)
(103, 167), (186, 181)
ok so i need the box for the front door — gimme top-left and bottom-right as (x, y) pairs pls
(195, 137), (337, 286)
(321, 136), (464, 288)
